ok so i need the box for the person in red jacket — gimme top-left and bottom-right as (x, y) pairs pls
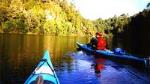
(93, 32), (107, 74)
(95, 32), (107, 50)
(90, 32), (107, 50)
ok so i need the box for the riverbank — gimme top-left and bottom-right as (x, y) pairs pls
(0, 32), (92, 37)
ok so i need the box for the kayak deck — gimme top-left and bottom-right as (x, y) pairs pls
(24, 50), (60, 84)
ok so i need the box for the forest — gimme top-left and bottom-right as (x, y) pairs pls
(0, 0), (131, 36)
(0, 0), (97, 36)
(0, 0), (150, 56)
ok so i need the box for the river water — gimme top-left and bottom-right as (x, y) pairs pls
(0, 34), (150, 84)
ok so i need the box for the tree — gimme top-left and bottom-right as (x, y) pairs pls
(146, 2), (150, 9)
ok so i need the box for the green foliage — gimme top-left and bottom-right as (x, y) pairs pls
(24, 0), (36, 10)
(0, 4), (8, 25)
(3, 20), (15, 32)
(147, 2), (150, 8)
(0, 0), (97, 36)
(0, 0), (148, 38)
(15, 18), (27, 32)
(121, 10), (150, 56)
(43, 20), (55, 34)
(109, 14), (129, 33)
(94, 18), (106, 33)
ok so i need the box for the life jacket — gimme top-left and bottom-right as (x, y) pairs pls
(97, 37), (106, 50)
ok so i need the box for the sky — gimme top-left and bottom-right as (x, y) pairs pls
(71, 0), (150, 20)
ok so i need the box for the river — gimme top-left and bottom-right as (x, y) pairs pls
(0, 34), (149, 84)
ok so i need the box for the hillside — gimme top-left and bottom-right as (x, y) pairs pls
(0, 0), (96, 36)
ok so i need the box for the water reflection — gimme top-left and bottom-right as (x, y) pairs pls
(0, 34), (89, 84)
(58, 51), (101, 84)
(94, 58), (105, 76)
(0, 34), (150, 84)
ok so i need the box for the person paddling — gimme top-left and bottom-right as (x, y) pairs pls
(95, 32), (107, 50)
(90, 32), (107, 74)
(90, 32), (107, 50)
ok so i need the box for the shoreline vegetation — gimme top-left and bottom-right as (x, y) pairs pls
(0, 0), (150, 56)
(0, 0), (148, 36)
(0, 0), (129, 37)
(0, 32), (89, 37)
(0, 0), (97, 36)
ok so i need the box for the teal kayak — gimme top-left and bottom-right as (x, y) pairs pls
(76, 42), (149, 67)
(24, 50), (60, 84)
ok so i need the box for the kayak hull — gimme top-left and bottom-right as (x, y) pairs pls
(76, 42), (149, 67)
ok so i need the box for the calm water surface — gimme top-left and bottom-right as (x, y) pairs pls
(0, 34), (150, 84)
